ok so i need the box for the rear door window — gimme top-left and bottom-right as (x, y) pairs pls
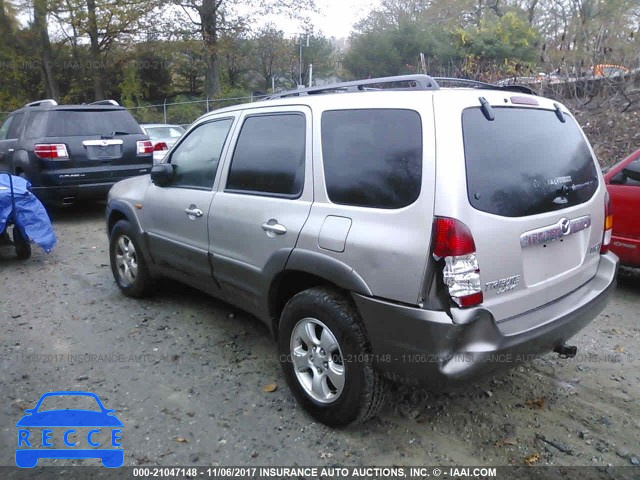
(462, 107), (598, 217)
(225, 113), (306, 197)
(321, 109), (422, 209)
(6, 112), (24, 139)
(0, 115), (14, 140)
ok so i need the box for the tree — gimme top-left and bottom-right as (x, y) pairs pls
(345, 0), (541, 80)
(298, 32), (335, 85)
(220, 30), (252, 89)
(32, 0), (59, 99)
(0, 0), (41, 109)
(253, 25), (289, 91)
(175, 0), (316, 97)
(49, 0), (161, 100)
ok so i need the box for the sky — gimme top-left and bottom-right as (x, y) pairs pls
(265, 0), (381, 39)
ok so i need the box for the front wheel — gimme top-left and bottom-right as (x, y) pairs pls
(109, 220), (153, 297)
(278, 287), (388, 426)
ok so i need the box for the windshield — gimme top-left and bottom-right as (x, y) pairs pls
(26, 110), (142, 138)
(462, 107), (598, 217)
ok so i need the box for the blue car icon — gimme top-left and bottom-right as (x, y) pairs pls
(16, 391), (123, 468)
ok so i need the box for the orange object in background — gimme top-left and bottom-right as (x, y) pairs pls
(593, 64), (629, 78)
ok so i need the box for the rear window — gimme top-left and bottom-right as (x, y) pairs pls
(144, 126), (185, 140)
(321, 109), (422, 209)
(26, 110), (142, 138)
(462, 107), (598, 218)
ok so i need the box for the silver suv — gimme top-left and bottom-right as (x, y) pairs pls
(106, 75), (618, 426)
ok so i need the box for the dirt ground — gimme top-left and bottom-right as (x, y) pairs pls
(0, 204), (639, 470)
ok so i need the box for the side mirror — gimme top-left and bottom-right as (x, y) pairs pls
(150, 163), (174, 187)
(622, 160), (640, 182)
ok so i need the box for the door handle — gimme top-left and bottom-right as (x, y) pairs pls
(184, 206), (203, 218)
(261, 220), (287, 236)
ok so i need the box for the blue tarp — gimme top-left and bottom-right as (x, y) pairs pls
(0, 174), (56, 253)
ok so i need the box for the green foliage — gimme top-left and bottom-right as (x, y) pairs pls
(344, 21), (457, 78)
(345, 4), (539, 80)
(119, 62), (142, 108)
(452, 12), (538, 73)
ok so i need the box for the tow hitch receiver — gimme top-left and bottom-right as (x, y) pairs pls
(554, 344), (578, 358)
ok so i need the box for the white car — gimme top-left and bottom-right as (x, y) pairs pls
(140, 124), (185, 164)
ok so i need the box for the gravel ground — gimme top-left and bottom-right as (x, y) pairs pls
(0, 204), (639, 469)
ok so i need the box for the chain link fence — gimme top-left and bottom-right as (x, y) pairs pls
(0, 93), (269, 127)
(125, 94), (268, 125)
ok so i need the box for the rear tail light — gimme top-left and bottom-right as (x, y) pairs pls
(137, 140), (153, 155)
(432, 217), (483, 308)
(153, 141), (168, 151)
(34, 144), (69, 159)
(601, 192), (613, 254)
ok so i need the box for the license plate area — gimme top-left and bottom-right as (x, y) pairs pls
(82, 139), (124, 160)
(520, 216), (591, 286)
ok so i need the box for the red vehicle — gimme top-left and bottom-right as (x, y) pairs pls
(604, 148), (640, 267)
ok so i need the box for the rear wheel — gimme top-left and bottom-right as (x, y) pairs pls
(109, 220), (153, 297)
(12, 226), (31, 260)
(278, 287), (388, 426)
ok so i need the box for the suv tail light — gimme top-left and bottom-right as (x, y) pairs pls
(34, 144), (69, 160)
(432, 217), (483, 308)
(601, 192), (613, 254)
(153, 141), (168, 151)
(137, 140), (153, 155)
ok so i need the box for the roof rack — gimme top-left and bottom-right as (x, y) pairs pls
(264, 75), (440, 100)
(433, 77), (536, 95)
(89, 99), (120, 106)
(264, 74), (536, 100)
(24, 99), (58, 108)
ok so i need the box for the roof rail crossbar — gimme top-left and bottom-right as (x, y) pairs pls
(25, 99), (58, 107)
(265, 75), (440, 100)
(89, 99), (120, 106)
(433, 77), (536, 95)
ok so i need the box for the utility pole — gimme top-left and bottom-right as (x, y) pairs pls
(298, 34), (309, 87)
(308, 64), (313, 87)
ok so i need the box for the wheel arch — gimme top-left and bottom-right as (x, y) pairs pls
(106, 200), (153, 268)
(107, 200), (143, 237)
(11, 149), (31, 176)
(268, 249), (373, 335)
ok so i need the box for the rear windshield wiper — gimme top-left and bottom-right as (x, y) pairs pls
(556, 179), (596, 196)
(100, 131), (133, 139)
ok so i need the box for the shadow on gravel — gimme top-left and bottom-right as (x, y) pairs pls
(617, 266), (639, 292)
(46, 201), (107, 224)
(0, 247), (24, 261)
(150, 278), (271, 336)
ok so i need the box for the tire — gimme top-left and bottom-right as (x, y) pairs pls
(109, 220), (153, 297)
(278, 286), (388, 426)
(12, 226), (31, 260)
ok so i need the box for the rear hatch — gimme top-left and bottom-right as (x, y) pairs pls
(26, 107), (151, 185)
(433, 90), (606, 323)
